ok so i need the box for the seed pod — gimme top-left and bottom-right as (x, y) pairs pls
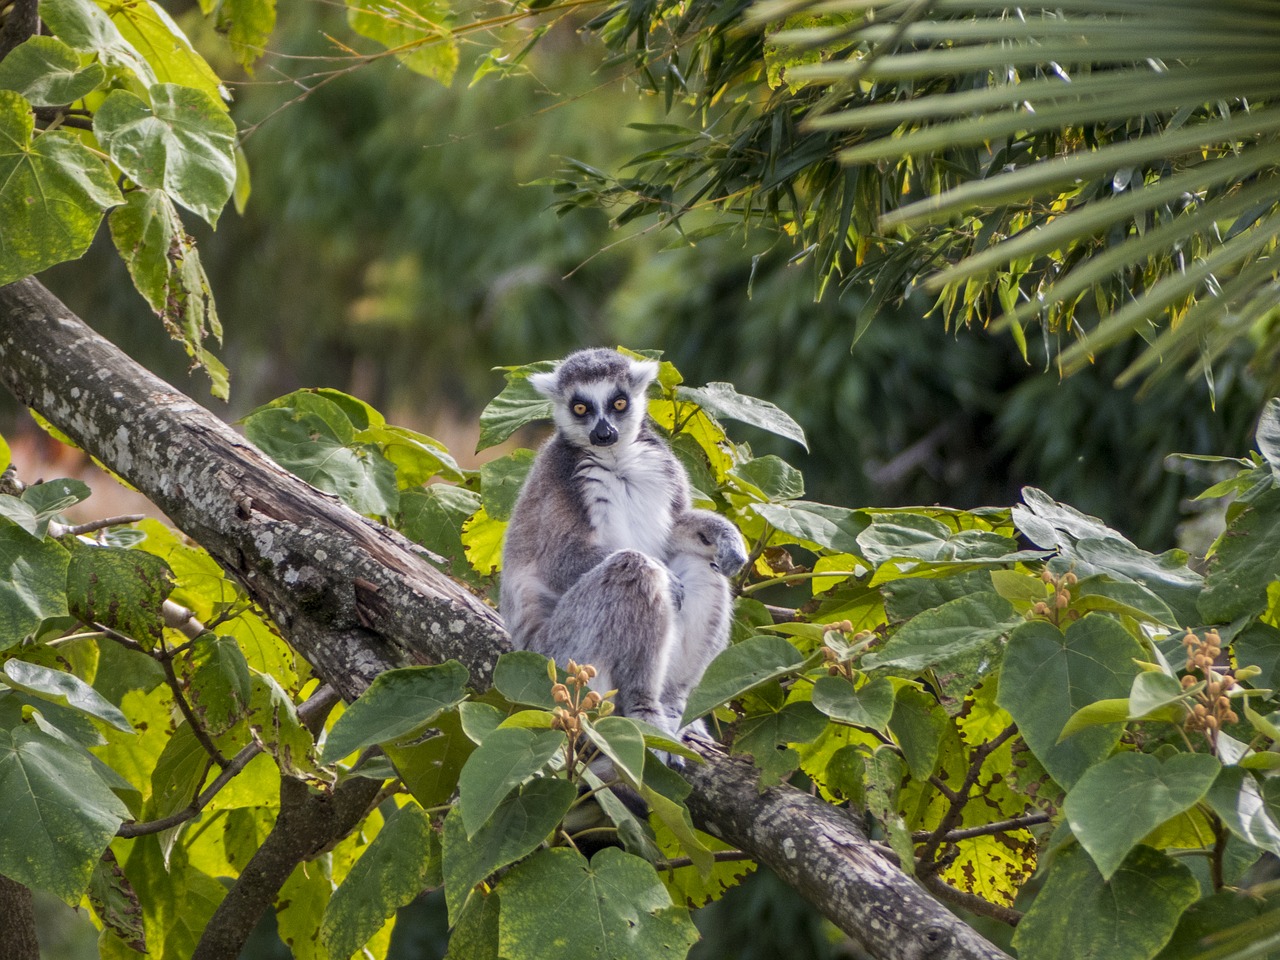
(1224, 710), (1239, 724)
(1204, 715), (1219, 731)
(1033, 601), (1050, 616)
(1055, 591), (1070, 609)
(552, 684), (571, 704)
(1194, 703), (1208, 718)
(1180, 675), (1196, 689)
(583, 691), (601, 710)
(1042, 568), (1055, 583)
(1063, 572), (1078, 586)
(828, 665), (841, 676)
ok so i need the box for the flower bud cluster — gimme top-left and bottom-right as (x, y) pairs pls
(820, 621), (873, 680)
(550, 659), (608, 737)
(1181, 628), (1239, 739)
(1028, 569), (1079, 624)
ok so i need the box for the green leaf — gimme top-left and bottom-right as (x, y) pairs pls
(461, 508), (504, 575)
(399, 485), (482, 580)
(456, 728), (565, 838)
(93, 84), (237, 227)
(386, 708), (474, 808)
(243, 401), (398, 516)
(0, 725), (130, 903)
(583, 716), (647, 787)
(100, 0), (226, 102)
(0, 518), (71, 650)
(730, 700), (827, 787)
(677, 382), (807, 450)
(0, 36), (106, 106)
(321, 802), (436, 959)
(476, 364), (554, 451)
(2, 660), (131, 732)
(87, 849), (145, 953)
(145, 720), (209, 822)
(449, 891), (501, 960)
(862, 592), (1021, 705)
(1012, 845), (1198, 960)
(65, 540), (173, 648)
(345, 0), (459, 84)
(1060, 672), (1189, 739)
(493, 651), (564, 709)
(215, 0), (277, 69)
(480, 450), (535, 522)
(108, 187), (227, 398)
(497, 848), (698, 960)
(0, 90), (120, 284)
(40, 0), (157, 86)
(1200, 487), (1280, 623)
(681, 634), (807, 724)
(727, 455), (805, 502)
(442, 778), (577, 923)
(1204, 767), (1280, 857)
(187, 634), (252, 737)
(1072, 576), (1177, 627)
(888, 685), (948, 781)
(751, 500), (867, 554)
(1064, 753), (1221, 881)
(370, 424), (467, 487)
(997, 616), (1143, 788)
(811, 675), (894, 731)
(322, 662), (469, 762)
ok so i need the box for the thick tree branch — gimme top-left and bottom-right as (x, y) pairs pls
(0, 277), (1011, 960)
(0, 874), (38, 960)
(191, 774), (385, 960)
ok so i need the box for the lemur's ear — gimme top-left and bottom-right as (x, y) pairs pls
(627, 359), (659, 394)
(528, 370), (559, 398)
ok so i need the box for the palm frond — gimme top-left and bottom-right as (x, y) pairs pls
(763, 0), (1280, 380)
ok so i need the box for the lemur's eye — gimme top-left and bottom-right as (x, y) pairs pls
(697, 533), (711, 546)
(572, 402), (589, 416)
(612, 397), (628, 412)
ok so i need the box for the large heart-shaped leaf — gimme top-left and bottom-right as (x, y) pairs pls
(1064, 752), (1221, 880)
(0, 725), (131, 903)
(0, 36), (106, 106)
(0, 91), (120, 283)
(93, 84), (236, 226)
(0, 517), (72, 650)
(40, 0), (157, 86)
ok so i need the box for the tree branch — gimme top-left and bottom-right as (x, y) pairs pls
(0, 874), (38, 960)
(191, 774), (385, 960)
(0, 0), (37, 62)
(0, 277), (1012, 960)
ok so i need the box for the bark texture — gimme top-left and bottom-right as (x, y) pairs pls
(0, 277), (1011, 960)
(0, 873), (39, 960)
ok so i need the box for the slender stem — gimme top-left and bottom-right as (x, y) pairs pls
(118, 742), (262, 838)
(1209, 813), (1228, 891)
(911, 812), (1051, 844)
(159, 648), (229, 768)
(51, 514), (145, 537)
(918, 873), (1023, 928)
(661, 850), (755, 871)
(741, 570), (863, 595)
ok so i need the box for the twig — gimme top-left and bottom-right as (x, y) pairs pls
(661, 850), (755, 871)
(159, 647), (229, 768)
(917, 725), (1019, 877)
(50, 514), (145, 537)
(117, 742), (262, 838)
(911, 812), (1051, 845)
(741, 571), (863, 595)
(918, 874), (1023, 928)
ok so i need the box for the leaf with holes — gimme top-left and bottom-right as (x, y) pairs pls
(65, 539), (173, 649)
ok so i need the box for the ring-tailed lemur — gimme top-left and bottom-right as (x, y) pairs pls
(501, 348), (692, 734)
(660, 510), (748, 736)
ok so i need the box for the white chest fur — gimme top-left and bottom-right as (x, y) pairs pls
(576, 444), (675, 559)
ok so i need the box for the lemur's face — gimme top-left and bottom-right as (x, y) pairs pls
(675, 513), (748, 576)
(530, 350), (657, 451)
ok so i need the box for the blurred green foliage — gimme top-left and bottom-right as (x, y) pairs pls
(25, 0), (1267, 555)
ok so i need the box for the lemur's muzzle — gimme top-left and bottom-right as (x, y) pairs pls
(590, 420), (618, 446)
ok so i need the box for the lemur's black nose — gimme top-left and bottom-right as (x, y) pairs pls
(590, 420), (618, 446)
